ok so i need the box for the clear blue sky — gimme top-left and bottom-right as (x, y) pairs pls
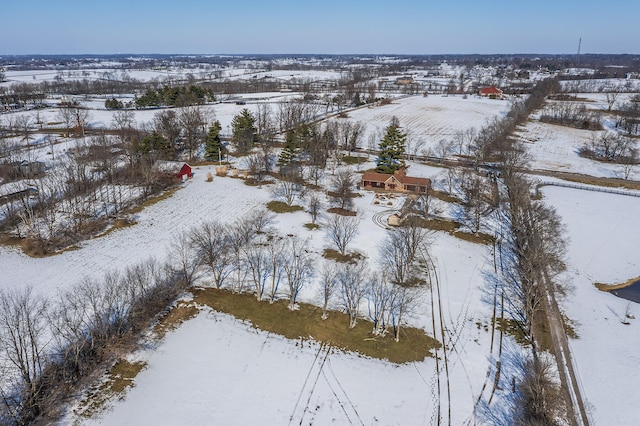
(2, 0), (638, 55)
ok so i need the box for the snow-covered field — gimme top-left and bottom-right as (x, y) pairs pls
(2, 65), (640, 424)
(1, 161), (503, 425)
(326, 95), (510, 153)
(542, 186), (640, 426)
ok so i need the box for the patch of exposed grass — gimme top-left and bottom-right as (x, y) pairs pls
(95, 218), (137, 238)
(75, 359), (147, 419)
(266, 200), (304, 213)
(322, 248), (363, 263)
(304, 223), (320, 230)
(595, 276), (640, 292)
(422, 217), (460, 233)
(562, 313), (579, 339)
(153, 302), (200, 339)
(326, 207), (357, 216)
(430, 189), (461, 203)
(129, 188), (180, 214)
(191, 288), (440, 364)
(494, 317), (531, 347)
(453, 230), (496, 245)
(341, 155), (368, 165)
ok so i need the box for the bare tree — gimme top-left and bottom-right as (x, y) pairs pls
(458, 169), (494, 234)
(604, 91), (620, 112)
(265, 236), (286, 303)
(337, 260), (368, 328)
(0, 287), (48, 421)
(245, 153), (267, 185)
(307, 193), (322, 225)
(282, 236), (314, 310)
(319, 262), (339, 320)
(366, 273), (394, 336)
(242, 244), (269, 301)
(389, 285), (416, 342)
(178, 105), (210, 161)
(191, 221), (232, 288)
(56, 106), (75, 138)
(514, 355), (565, 426)
(380, 219), (431, 286)
(325, 213), (361, 256)
(168, 230), (200, 286)
(271, 176), (306, 207)
(329, 168), (357, 211)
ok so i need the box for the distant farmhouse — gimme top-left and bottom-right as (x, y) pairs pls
(361, 168), (430, 194)
(479, 86), (504, 99)
(395, 76), (414, 85)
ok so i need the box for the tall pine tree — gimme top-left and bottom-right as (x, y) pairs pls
(376, 121), (406, 173)
(231, 108), (257, 155)
(205, 120), (224, 161)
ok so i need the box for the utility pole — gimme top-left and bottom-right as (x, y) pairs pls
(576, 37), (582, 66)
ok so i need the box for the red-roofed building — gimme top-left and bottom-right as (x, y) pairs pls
(361, 168), (430, 194)
(479, 86), (504, 99)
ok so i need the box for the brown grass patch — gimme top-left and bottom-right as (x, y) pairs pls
(322, 248), (363, 263)
(430, 189), (461, 203)
(129, 188), (180, 214)
(95, 218), (137, 238)
(453, 230), (496, 245)
(191, 288), (440, 364)
(595, 275), (640, 292)
(327, 207), (357, 216)
(341, 155), (368, 165)
(153, 302), (200, 339)
(266, 200), (304, 213)
(75, 359), (147, 419)
(304, 223), (320, 230)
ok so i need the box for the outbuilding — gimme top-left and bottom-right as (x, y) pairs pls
(153, 161), (193, 181)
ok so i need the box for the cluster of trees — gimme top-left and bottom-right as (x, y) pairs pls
(581, 132), (637, 163)
(539, 101), (602, 130)
(134, 85), (215, 108)
(613, 94), (640, 136)
(496, 172), (569, 425)
(0, 104), (216, 253)
(0, 257), (191, 424)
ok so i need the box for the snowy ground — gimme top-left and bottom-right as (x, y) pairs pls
(0, 159), (504, 424)
(325, 94), (511, 154)
(541, 186), (640, 426)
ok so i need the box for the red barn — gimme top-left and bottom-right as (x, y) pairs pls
(153, 161), (193, 181)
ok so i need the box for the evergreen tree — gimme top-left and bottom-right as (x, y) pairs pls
(231, 108), (257, 155)
(278, 129), (300, 169)
(278, 123), (312, 169)
(205, 120), (224, 161)
(376, 121), (407, 173)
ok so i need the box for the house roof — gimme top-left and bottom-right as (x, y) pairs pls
(362, 171), (392, 183)
(479, 86), (503, 95)
(153, 161), (191, 173)
(362, 169), (430, 187)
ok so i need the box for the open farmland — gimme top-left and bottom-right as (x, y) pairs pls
(327, 95), (510, 153)
(1, 54), (640, 426)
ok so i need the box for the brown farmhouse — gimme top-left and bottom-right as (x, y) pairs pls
(361, 169), (430, 194)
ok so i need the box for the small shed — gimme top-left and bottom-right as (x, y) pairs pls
(153, 161), (193, 181)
